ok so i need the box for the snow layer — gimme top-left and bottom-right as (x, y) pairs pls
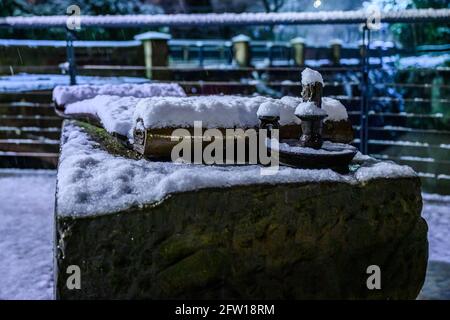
(0, 74), (148, 93)
(0, 169), (55, 300)
(53, 83), (186, 105)
(295, 101), (327, 117)
(301, 68), (324, 86)
(134, 95), (275, 129)
(257, 101), (280, 118)
(134, 95), (347, 130)
(322, 97), (348, 122)
(65, 95), (140, 137)
(399, 54), (450, 69)
(354, 161), (416, 182)
(2, 9), (449, 28)
(57, 121), (417, 217)
(276, 141), (357, 155)
(65, 94), (348, 137)
(0, 39), (140, 48)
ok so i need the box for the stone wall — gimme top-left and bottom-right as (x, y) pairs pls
(55, 176), (427, 299)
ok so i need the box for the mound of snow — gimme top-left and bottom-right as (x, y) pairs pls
(279, 96), (302, 125)
(322, 97), (348, 122)
(134, 95), (276, 129)
(295, 101), (327, 117)
(257, 101), (280, 118)
(301, 68), (324, 86)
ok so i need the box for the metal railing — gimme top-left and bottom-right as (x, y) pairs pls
(0, 10), (449, 192)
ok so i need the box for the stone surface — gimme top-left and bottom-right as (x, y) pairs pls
(55, 122), (428, 300)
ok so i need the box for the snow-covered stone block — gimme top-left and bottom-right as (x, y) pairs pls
(55, 120), (427, 299)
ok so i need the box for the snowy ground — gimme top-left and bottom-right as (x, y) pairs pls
(0, 169), (448, 300)
(418, 194), (450, 300)
(0, 169), (55, 299)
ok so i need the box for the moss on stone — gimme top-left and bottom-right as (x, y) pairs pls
(76, 120), (141, 160)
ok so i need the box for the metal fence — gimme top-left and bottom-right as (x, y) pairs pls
(0, 10), (449, 193)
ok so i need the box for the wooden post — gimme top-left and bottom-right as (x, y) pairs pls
(329, 39), (342, 65)
(135, 31), (171, 80)
(232, 34), (251, 68)
(290, 37), (306, 66)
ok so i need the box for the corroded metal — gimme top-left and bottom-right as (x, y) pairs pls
(298, 81), (325, 149)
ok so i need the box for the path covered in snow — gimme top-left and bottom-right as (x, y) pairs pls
(0, 169), (55, 300)
(0, 169), (448, 299)
(418, 194), (450, 300)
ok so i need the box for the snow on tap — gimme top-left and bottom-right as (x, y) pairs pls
(257, 101), (281, 118)
(301, 68), (324, 86)
(53, 83), (186, 105)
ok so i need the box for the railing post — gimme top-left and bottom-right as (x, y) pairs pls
(135, 31), (171, 80)
(196, 41), (204, 67)
(225, 41), (232, 65)
(232, 34), (251, 68)
(66, 29), (77, 85)
(267, 42), (274, 66)
(286, 43), (292, 65)
(290, 37), (306, 66)
(329, 39), (342, 65)
(359, 26), (371, 155)
(183, 45), (189, 62)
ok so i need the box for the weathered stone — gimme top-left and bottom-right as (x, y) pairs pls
(55, 122), (428, 299)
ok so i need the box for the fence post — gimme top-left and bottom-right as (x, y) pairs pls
(267, 42), (274, 66)
(329, 39), (342, 65)
(290, 37), (306, 66)
(225, 41), (233, 65)
(66, 29), (77, 85)
(135, 31), (171, 80)
(183, 45), (189, 62)
(359, 26), (371, 155)
(196, 41), (204, 67)
(232, 34), (251, 68)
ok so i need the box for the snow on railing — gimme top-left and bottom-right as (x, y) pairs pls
(0, 9), (449, 29)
